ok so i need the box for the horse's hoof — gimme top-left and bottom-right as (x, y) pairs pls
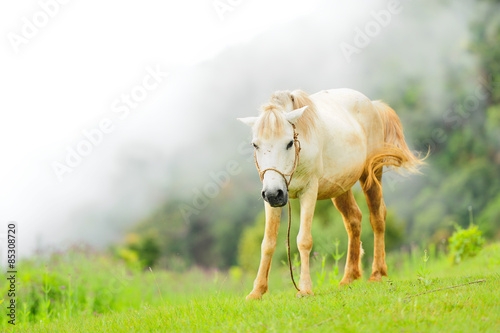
(339, 279), (351, 286)
(368, 274), (386, 282)
(245, 292), (263, 300)
(340, 272), (362, 286)
(296, 290), (314, 298)
(339, 277), (356, 286)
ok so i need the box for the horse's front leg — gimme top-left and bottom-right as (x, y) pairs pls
(246, 202), (281, 300)
(296, 180), (318, 297)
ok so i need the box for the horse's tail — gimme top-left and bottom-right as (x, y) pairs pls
(364, 101), (426, 189)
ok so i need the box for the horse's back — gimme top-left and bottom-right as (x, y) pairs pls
(311, 89), (371, 112)
(311, 88), (385, 152)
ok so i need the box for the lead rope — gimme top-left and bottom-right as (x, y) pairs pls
(287, 200), (300, 291)
(254, 122), (301, 292)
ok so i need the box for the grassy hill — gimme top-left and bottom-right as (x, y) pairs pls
(2, 243), (499, 332)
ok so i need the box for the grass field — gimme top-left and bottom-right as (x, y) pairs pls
(1, 243), (499, 332)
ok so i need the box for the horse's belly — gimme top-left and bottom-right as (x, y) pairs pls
(316, 166), (364, 200)
(315, 134), (366, 199)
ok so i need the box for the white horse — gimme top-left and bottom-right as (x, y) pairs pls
(238, 88), (423, 299)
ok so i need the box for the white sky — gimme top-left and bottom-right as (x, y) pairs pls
(0, 0), (321, 255)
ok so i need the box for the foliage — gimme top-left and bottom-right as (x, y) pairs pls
(416, 249), (432, 286)
(129, 185), (261, 269)
(448, 223), (486, 264)
(237, 210), (266, 271)
(328, 239), (345, 286)
(116, 232), (161, 269)
(478, 193), (500, 239)
(314, 254), (328, 288)
(312, 242), (345, 289)
(368, 0), (500, 251)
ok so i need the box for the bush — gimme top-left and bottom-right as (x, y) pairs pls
(448, 224), (485, 264)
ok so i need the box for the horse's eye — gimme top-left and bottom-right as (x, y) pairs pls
(252, 143), (259, 149)
(286, 140), (294, 150)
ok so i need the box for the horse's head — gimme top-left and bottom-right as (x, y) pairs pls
(238, 105), (308, 207)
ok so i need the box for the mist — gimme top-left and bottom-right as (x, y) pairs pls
(1, 0), (481, 256)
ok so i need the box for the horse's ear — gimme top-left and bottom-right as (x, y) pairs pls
(285, 106), (308, 124)
(237, 117), (258, 127)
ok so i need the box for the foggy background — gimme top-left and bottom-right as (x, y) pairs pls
(0, 0), (483, 257)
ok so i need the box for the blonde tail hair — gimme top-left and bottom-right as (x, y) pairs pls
(364, 101), (427, 190)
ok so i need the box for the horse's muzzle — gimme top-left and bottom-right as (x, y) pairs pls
(262, 188), (288, 207)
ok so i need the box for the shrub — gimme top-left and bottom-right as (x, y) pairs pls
(448, 224), (485, 264)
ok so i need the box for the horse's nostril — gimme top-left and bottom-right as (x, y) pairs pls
(277, 189), (283, 198)
(261, 191), (266, 200)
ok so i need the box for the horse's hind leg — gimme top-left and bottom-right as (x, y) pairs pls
(333, 189), (363, 285)
(360, 173), (388, 281)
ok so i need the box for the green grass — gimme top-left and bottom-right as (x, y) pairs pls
(2, 244), (500, 332)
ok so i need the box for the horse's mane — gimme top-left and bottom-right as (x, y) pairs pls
(257, 90), (318, 141)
